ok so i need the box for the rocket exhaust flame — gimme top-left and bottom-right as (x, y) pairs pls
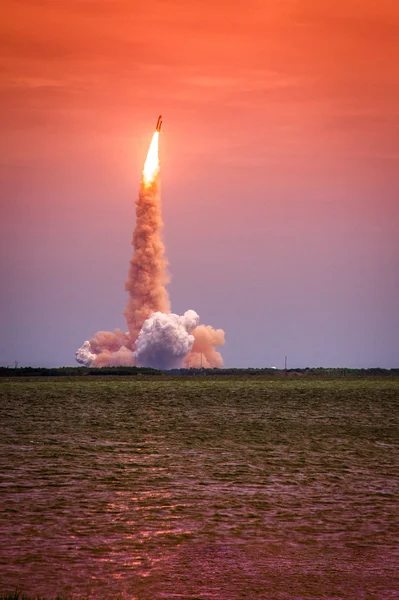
(76, 118), (225, 369)
(143, 131), (159, 187)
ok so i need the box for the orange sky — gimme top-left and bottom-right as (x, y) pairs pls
(2, 0), (398, 165)
(1, 0), (398, 367)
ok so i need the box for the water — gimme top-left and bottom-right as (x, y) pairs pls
(0, 377), (398, 599)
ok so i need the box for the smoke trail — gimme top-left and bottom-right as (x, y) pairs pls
(76, 124), (225, 369)
(123, 175), (170, 346)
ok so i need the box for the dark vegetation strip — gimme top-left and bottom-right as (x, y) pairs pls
(0, 366), (398, 377)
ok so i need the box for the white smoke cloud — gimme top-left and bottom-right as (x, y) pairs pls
(135, 309), (200, 370)
(76, 340), (96, 366)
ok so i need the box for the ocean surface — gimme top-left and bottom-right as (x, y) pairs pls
(0, 377), (398, 599)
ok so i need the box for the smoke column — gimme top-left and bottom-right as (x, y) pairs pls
(124, 132), (170, 345)
(76, 124), (225, 369)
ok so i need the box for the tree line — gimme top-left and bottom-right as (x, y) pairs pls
(0, 366), (398, 377)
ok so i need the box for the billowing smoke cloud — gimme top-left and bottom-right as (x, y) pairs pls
(185, 325), (225, 368)
(75, 341), (96, 366)
(76, 330), (134, 367)
(76, 127), (225, 369)
(91, 346), (134, 368)
(75, 339), (133, 367)
(136, 310), (199, 369)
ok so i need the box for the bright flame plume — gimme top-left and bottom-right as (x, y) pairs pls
(75, 122), (225, 369)
(143, 131), (159, 186)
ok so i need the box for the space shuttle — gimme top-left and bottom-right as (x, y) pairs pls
(156, 115), (162, 132)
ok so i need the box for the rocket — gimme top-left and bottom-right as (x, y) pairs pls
(156, 115), (162, 132)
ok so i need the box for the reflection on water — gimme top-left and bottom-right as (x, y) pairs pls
(0, 378), (398, 599)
